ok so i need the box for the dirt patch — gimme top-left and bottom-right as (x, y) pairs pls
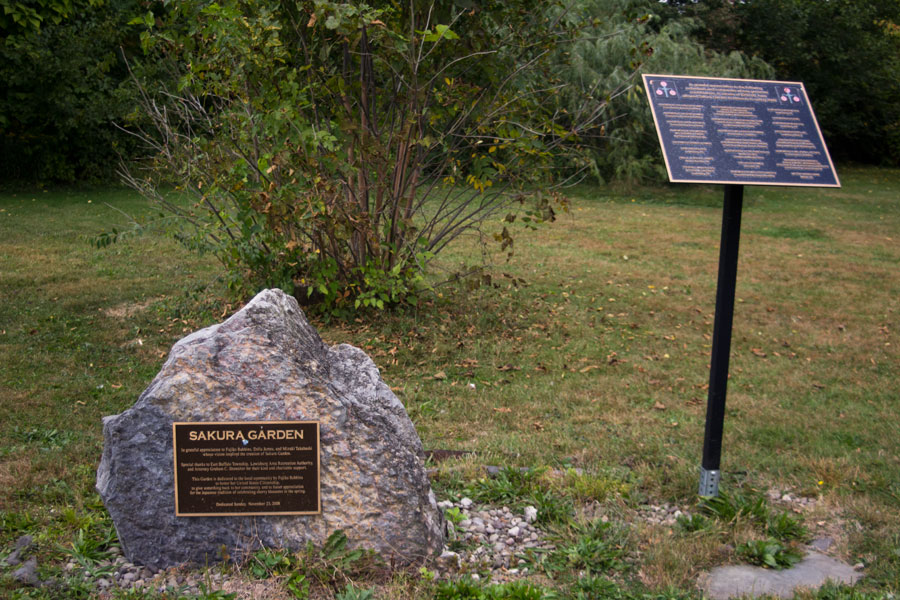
(221, 576), (293, 600)
(103, 297), (162, 319)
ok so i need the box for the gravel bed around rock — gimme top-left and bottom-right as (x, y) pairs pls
(633, 488), (823, 529)
(3, 486), (830, 595)
(433, 498), (555, 583)
(12, 498), (554, 594)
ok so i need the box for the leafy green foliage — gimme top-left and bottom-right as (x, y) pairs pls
(661, 0), (900, 166)
(293, 529), (374, 589)
(435, 579), (487, 600)
(310, 529), (366, 575)
(193, 585), (238, 600)
(551, 0), (772, 184)
(465, 467), (545, 506)
(766, 512), (809, 543)
(744, 0), (900, 164)
(124, 0), (604, 312)
(435, 579), (553, 600)
(569, 578), (694, 600)
(544, 520), (628, 576)
(570, 575), (621, 600)
(698, 489), (769, 524)
(334, 585), (375, 600)
(242, 530), (369, 598)
(284, 572), (311, 600)
(462, 466), (573, 525)
(59, 518), (117, 577)
(814, 582), (897, 600)
(736, 538), (803, 570)
(0, 0), (99, 36)
(443, 504), (470, 546)
(0, 0), (149, 183)
(675, 513), (711, 534)
(444, 506), (465, 526)
(563, 468), (631, 503)
(10, 425), (75, 450)
(689, 489), (809, 570)
(529, 487), (575, 526)
(248, 547), (295, 579)
(0, 511), (38, 536)
(697, 489), (808, 539)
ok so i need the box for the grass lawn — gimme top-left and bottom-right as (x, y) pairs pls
(0, 167), (898, 598)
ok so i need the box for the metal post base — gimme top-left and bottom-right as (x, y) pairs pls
(699, 467), (721, 497)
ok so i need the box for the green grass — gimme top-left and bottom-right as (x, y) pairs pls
(1, 168), (899, 597)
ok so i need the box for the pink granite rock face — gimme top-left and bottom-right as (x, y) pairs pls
(97, 289), (443, 569)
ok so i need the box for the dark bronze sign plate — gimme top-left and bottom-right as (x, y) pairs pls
(172, 421), (321, 516)
(642, 74), (839, 187)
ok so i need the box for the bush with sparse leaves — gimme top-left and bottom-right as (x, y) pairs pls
(122, 0), (625, 313)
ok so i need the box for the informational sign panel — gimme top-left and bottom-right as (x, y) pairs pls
(642, 74), (840, 187)
(173, 421), (320, 516)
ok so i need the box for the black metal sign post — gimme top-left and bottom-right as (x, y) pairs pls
(699, 184), (743, 496)
(641, 74), (841, 497)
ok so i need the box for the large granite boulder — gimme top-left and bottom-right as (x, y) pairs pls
(96, 289), (444, 569)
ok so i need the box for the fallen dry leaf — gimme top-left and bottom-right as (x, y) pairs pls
(579, 365), (600, 373)
(532, 422), (544, 431)
(493, 407), (512, 413)
(751, 348), (767, 358)
(433, 371), (447, 380)
(653, 401), (666, 411)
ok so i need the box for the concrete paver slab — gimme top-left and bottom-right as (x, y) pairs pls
(704, 551), (862, 599)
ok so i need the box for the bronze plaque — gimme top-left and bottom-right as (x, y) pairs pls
(172, 421), (320, 516)
(642, 74), (839, 187)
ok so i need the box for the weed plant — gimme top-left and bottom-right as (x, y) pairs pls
(335, 584), (377, 600)
(435, 578), (553, 600)
(465, 467), (546, 507)
(541, 520), (629, 578)
(562, 469), (632, 504)
(688, 487), (810, 569)
(808, 582), (897, 600)
(570, 575), (622, 600)
(736, 539), (804, 569)
(766, 512), (809, 542)
(675, 513), (710, 533)
(697, 489), (769, 524)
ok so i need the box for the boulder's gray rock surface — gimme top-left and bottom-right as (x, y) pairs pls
(703, 551), (862, 599)
(97, 289), (443, 569)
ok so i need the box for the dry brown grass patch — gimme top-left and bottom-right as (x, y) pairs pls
(0, 454), (31, 509)
(635, 525), (722, 591)
(102, 297), (162, 319)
